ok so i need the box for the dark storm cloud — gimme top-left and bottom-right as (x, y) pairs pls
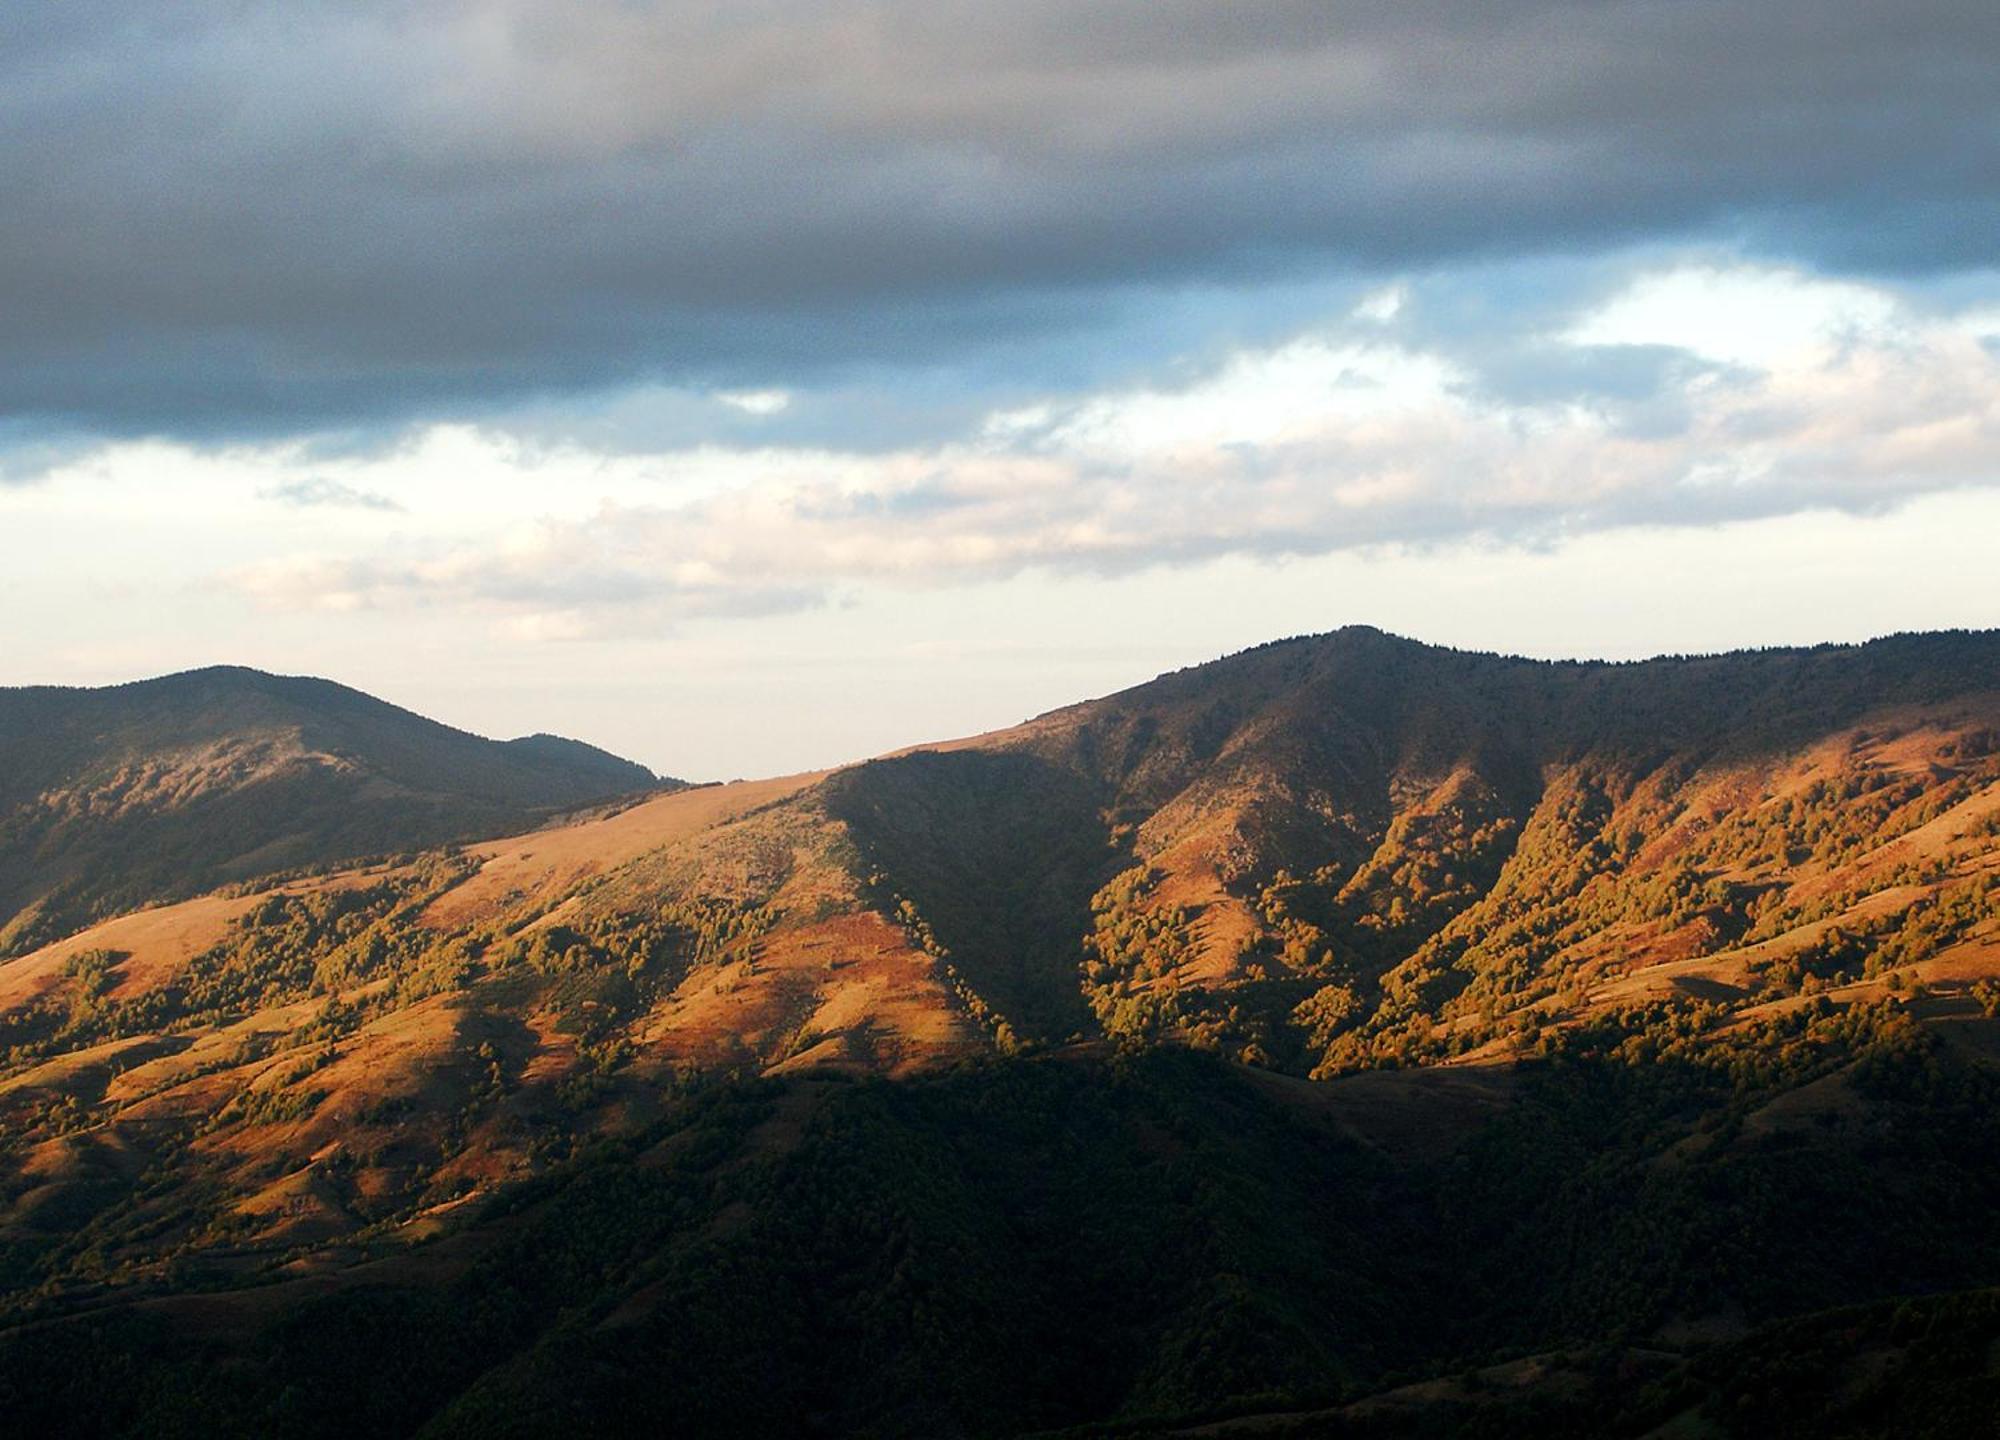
(2, 0), (1995, 436)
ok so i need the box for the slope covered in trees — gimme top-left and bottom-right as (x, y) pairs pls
(972, 627), (2000, 1073)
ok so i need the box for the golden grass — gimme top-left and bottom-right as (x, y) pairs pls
(420, 771), (825, 930)
(0, 892), (262, 1010)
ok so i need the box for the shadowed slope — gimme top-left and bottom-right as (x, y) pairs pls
(821, 749), (1117, 1043)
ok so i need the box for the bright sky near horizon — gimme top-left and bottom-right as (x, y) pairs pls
(4, 4), (1999, 778)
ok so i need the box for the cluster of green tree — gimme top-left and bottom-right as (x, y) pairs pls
(1099, 1286), (2000, 1438)
(3, 858), (780, 1074)
(0, 855), (476, 1068)
(1675, 764), (1981, 878)
(1081, 865), (1204, 1042)
(502, 898), (774, 1041)
(1294, 767), (1636, 1071)
(1258, 779), (1523, 970)
(1275, 747), (1999, 1075)
(1073, 737), (1994, 1076)
(5, 990), (1996, 1437)
(1080, 868), (1292, 1064)
(1751, 871), (1998, 996)
(0, 863), (791, 1282)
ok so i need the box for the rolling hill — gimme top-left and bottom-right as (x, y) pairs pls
(2, 628), (1999, 1437)
(0, 666), (668, 958)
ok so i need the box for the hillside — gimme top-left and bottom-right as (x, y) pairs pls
(2, 629), (1999, 1436)
(958, 627), (2000, 1070)
(0, 667), (667, 957)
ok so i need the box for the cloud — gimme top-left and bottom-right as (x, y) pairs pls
(716, 390), (792, 416)
(257, 476), (403, 511)
(219, 264), (2000, 636)
(2, 2), (1996, 437)
(1565, 267), (1900, 369)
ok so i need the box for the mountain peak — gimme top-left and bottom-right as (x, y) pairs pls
(0, 669), (669, 955)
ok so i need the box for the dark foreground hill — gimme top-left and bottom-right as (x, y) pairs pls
(2, 628), (1999, 1436)
(4, 1042), (1997, 1438)
(0, 666), (667, 956)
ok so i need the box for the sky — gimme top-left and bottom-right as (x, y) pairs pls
(4, 2), (1999, 779)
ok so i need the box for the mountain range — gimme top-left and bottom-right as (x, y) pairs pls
(2, 629), (1997, 1437)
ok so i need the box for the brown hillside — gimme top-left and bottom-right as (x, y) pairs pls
(2, 628), (1998, 1307)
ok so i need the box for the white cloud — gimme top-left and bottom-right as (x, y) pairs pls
(716, 389), (793, 416)
(1352, 285), (1406, 324)
(1042, 339), (1461, 454)
(1566, 264), (1902, 369)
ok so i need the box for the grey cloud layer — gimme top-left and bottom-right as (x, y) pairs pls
(5, 1), (1997, 435)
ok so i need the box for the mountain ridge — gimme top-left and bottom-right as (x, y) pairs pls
(0, 665), (670, 957)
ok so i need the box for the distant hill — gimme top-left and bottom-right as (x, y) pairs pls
(2, 630), (1998, 1436)
(0, 666), (668, 955)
